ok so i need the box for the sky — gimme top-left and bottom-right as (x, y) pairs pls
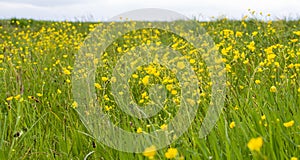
(0, 0), (299, 21)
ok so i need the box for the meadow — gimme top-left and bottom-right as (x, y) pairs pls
(0, 13), (299, 159)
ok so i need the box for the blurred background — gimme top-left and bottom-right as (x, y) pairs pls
(0, 0), (299, 21)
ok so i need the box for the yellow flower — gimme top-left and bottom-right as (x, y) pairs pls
(132, 74), (139, 79)
(72, 101), (78, 108)
(117, 47), (122, 53)
(6, 96), (13, 101)
(247, 137), (263, 152)
(101, 77), (108, 82)
(255, 80), (261, 84)
(189, 59), (196, 64)
(94, 83), (101, 89)
(291, 157), (298, 160)
(143, 145), (156, 159)
(293, 31), (300, 36)
(105, 106), (112, 111)
(257, 68), (263, 72)
(137, 127), (143, 133)
(225, 64), (231, 72)
(261, 115), (266, 120)
(66, 79), (71, 83)
(235, 31), (243, 37)
(229, 121), (235, 129)
(165, 148), (178, 159)
(160, 124), (168, 131)
(270, 86), (277, 93)
(288, 64), (294, 69)
(141, 92), (148, 99)
(247, 41), (255, 52)
(177, 61), (185, 69)
(166, 84), (173, 91)
(290, 39), (298, 43)
(57, 89), (62, 94)
(234, 106), (239, 110)
(139, 99), (145, 104)
(14, 94), (21, 100)
(142, 76), (150, 85)
(62, 67), (71, 75)
(36, 93), (43, 97)
(283, 120), (294, 128)
(154, 71), (160, 77)
(171, 90), (177, 95)
(252, 31), (258, 36)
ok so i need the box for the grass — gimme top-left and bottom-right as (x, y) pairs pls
(0, 15), (299, 159)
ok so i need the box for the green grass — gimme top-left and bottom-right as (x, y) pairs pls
(0, 17), (299, 159)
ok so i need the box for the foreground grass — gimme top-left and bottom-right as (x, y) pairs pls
(0, 17), (299, 159)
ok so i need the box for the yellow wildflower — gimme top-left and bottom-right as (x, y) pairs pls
(6, 96), (13, 101)
(291, 157), (298, 160)
(132, 74), (139, 79)
(255, 80), (261, 84)
(160, 124), (168, 131)
(235, 31), (243, 37)
(247, 137), (263, 152)
(66, 79), (71, 83)
(14, 94), (21, 100)
(171, 90), (177, 95)
(247, 41), (255, 52)
(166, 84), (173, 91)
(229, 121), (236, 129)
(137, 127), (143, 133)
(165, 148), (178, 159)
(142, 76), (150, 85)
(101, 77), (108, 82)
(94, 83), (101, 89)
(293, 31), (300, 36)
(177, 61), (185, 69)
(141, 92), (148, 99)
(62, 67), (71, 75)
(252, 31), (258, 36)
(189, 59), (196, 64)
(143, 145), (156, 159)
(36, 93), (43, 97)
(290, 39), (298, 43)
(117, 47), (122, 53)
(72, 101), (78, 108)
(283, 120), (294, 128)
(270, 86), (277, 93)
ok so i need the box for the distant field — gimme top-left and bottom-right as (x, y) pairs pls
(0, 17), (299, 159)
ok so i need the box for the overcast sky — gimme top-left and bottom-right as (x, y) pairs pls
(0, 0), (299, 21)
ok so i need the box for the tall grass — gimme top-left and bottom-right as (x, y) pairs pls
(0, 17), (299, 159)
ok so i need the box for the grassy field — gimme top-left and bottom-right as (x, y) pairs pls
(0, 15), (299, 160)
